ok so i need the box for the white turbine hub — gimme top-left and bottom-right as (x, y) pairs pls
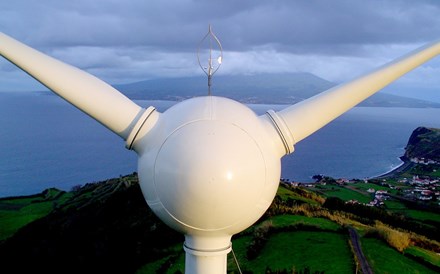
(136, 96), (281, 238)
(155, 120), (265, 230)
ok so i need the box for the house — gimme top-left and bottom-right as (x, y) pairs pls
(367, 188), (375, 193)
(375, 190), (389, 201)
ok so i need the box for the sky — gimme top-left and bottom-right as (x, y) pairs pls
(1, 0), (440, 101)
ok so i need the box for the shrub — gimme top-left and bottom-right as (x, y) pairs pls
(365, 222), (411, 252)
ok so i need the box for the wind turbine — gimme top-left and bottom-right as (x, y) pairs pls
(1, 28), (439, 274)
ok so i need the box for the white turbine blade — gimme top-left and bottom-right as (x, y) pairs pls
(272, 40), (440, 153)
(0, 32), (143, 140)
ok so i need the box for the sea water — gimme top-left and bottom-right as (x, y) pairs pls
(1, 92), (440, 197)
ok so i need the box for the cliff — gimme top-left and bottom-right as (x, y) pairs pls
(405, 127), (440, 162)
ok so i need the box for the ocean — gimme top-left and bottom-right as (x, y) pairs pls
(1, 92), (440, 197)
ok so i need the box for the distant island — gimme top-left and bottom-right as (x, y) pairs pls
(111, 72), (440, 108)
(0, 126), (439, 273)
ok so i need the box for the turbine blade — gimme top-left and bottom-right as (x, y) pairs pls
(0, 32), (143, 140)
(271, 40), (440, 154)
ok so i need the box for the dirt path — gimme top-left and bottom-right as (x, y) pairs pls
(348, 227), (373, 274)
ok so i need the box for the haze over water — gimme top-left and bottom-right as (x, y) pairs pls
(1, 92), (440, 197)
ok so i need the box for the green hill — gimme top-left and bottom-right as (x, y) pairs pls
(405, 127), (440, 162)
(0, 175), (182, 273)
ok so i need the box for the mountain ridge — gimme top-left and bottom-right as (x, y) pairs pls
(113, 72), (440, 107)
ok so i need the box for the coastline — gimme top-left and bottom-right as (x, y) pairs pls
(372, 157), (414, 179)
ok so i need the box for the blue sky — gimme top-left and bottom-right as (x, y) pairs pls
(1, 0), (440, 101)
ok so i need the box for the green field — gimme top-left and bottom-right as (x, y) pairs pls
(315, 184), (371, 203)
(405, 246), (440, 268)
(135, 245), (185, 274)
(268, 214), (341, 231)
(136, 214), (346, 273)
(351, 182), (389, 192)
(362, 237), (437, 273)
(276, 186), (322, 205)
(236, 231), (354, 273)
(0, 189), (70, 240)
(403, 209), (440, 223)
(384, 200), (408, 211)
(384, 200), (440, 225)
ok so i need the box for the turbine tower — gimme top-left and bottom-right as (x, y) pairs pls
(1, 30), (440, 273)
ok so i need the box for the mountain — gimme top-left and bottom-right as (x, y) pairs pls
(114, 73), (440, 107)
(114, 72), (334, 104)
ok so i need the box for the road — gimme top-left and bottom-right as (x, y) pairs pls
(348, 227), (374, 274)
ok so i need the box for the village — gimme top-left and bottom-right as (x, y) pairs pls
(281, 159), (440, 209)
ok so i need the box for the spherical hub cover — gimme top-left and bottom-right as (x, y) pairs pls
(137, 96), (281, 236)
(154, 120), (266, 231)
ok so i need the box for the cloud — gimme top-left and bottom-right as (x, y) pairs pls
(1, 0), (440, 93)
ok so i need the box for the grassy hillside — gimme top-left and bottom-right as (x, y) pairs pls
(0, 174), (183, 274)
(0, 188), (70, 240)
(1, 176), (439, 273)
(362, 237), (437, 273)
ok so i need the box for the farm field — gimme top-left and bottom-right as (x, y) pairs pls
(362, 237), (438, 274)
